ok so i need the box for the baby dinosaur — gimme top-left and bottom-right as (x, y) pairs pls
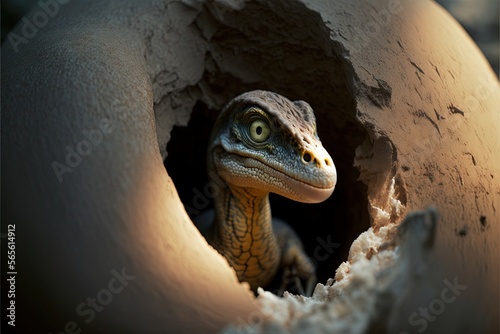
(196, 90), (337, 295)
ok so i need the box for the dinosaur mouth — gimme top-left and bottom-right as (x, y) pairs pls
(229, 153), (336, 203)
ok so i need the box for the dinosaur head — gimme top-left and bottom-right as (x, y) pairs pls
(208, 90), (337, 203)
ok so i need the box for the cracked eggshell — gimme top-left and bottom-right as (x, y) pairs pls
(2, 1), (257, 333)
(224, 0), (499, 332)
(333, 1), (500, 328)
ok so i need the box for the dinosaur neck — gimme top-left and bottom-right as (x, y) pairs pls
(209, 173), (281, 290)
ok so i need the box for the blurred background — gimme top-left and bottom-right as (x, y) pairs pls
(436, 0), (499, 76)
(2, 0), (499, 76)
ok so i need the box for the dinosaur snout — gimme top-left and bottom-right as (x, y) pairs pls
(302, 150), (335, 170)
(300, 148), (337, 191)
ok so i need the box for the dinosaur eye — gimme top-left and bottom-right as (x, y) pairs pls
(249, 119), (271, 143)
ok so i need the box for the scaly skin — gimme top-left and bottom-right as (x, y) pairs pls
(202, 90), (337, 292)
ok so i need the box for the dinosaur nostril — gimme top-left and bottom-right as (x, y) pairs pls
(325, 159), (331, 166)
(303, 152), (312, 163)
